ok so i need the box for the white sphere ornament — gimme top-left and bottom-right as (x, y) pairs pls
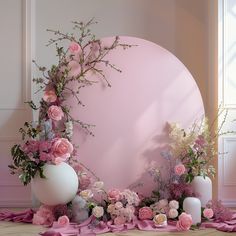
(31, 162), (79, 206)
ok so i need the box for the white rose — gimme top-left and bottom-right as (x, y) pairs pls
(168, 208), (179, 219)
(169, 200), (179, 210)
(115, 201), (123, 209)
(153, 214), (167, 227)
(80, 189), (93, 200)
(158, 199), (168, 208)
(93, 181), (104, 189)
(92, 206), (104, 218)
(107, 204), (116, 213)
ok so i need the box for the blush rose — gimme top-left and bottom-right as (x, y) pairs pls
(174, 164), (186, 176)
(47, 105), (64, 121)
(108, 189), (122, 202)
(32, 205), (55, 226)
(203, 208), (214, 219)
(51, 138), (73, 162)
(58, 215), (70, 227)
(114, 216), (126, 225)
(138, 207), (153, 220)
(69, 42), (81, 53)
(43, 89), (57, 103)
(176, 212), (193, 231)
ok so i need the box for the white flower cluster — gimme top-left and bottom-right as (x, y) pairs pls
(151, 199), (179, 219)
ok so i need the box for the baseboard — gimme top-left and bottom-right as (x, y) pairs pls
(0, 200), (32, 208)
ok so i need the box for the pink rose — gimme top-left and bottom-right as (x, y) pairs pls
(51, 138), (73, 161)
(40, 152), (53, 162)
(79, 174), (91, 190)
(32, 205), (55, 226)
(47, 105), (64, 121)
(138, 207), (153, 220)
(43, 89), (57, 103)
(108, 189), (122, 202)
(176, 212), (193, 231)
(26, 140), (39, 153)
(114, 216), (126, 225)
(203, 208), (214, 219)
(58, 215), (70, 227)
(69, 42), (81, 53)
(53, 157), (64, 165)
(174, 164), (186, 176)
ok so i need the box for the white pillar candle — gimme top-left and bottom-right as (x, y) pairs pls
(183, 197), (201, 225)
(191, 176), (212, 207)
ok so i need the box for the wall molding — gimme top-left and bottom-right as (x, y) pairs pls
(0, 0), (33, 207)
(222, 137), (236, 186)
(0, 0), (31, 110)
(222, 200), (236, 207)
(0, 200), (32, 208)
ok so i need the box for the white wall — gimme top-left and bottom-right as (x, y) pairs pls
(0, 0), (32, 207)
(34, 0), (217, 115)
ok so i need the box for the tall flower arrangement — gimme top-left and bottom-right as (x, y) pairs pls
(168, 109), (229, 183)
(9, 19), (132, 185)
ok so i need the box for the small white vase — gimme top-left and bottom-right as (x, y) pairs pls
(31, 162), (79, 206)
(191, 176), (212, 207)
(183, 197), (201, 224)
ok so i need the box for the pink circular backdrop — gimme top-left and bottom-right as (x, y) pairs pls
(70, 36), (204, 196)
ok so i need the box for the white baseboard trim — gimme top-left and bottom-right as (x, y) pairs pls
(221, 200), (236, 207)
(0, 200), (32, 208)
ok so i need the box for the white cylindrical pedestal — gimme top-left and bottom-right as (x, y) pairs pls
(191, 176), (212, 207)
(183, 197), (201, 225)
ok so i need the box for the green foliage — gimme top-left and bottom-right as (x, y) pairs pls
(19, 122), (40, 140)
(9, 144), (46, 185)
(25, 101), (38, 110)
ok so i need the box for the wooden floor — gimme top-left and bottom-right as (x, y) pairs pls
(0, 221), (233, 236)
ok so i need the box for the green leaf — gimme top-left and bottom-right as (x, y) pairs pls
(25, 101), (38, 110)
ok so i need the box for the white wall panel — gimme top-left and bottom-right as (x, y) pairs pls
(0, 0), (32, 207)
(218, 0), (236, 206)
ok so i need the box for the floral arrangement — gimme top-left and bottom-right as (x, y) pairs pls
(8, 19), (132, 185)
(168, 119), (217, 183)
(6, 19), (234, 234)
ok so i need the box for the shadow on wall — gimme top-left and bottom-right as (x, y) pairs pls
(127, 123), (171, 197)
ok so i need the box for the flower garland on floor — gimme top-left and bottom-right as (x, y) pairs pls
(7, 19), (235, 234)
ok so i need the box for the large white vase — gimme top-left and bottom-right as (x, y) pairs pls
(183, 197), (201, 225)
(31, 162), (79, 206)
(191, 176), (212, 207)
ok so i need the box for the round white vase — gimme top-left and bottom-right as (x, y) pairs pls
(31, 162), (79, 206)
(191, 176), (212, 207)
(183, 197), (201, 225)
